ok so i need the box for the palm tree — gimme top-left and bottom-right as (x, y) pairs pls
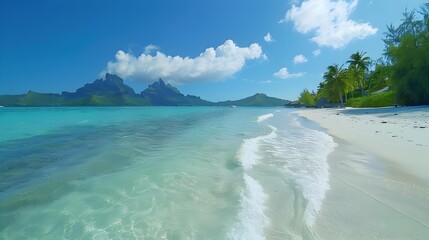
(323, 64), (349, 106)
(316, 81), (326, 101)
(347, 51), (371, 96)
(340, 67), (357, 101)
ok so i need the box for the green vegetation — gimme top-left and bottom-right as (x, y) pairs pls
(217, 93), (289, 106)
(366, 60), (392, 93)
(0, 75), (289, 107)
(298, 89), (316, 105)
(346, 91), (396, 108)
(298, 3), (429, 108)
(347, 51), (371, 97)
(322, 65), (350, 106)
(0, 74), (213, 107)
(0, 91), (67, 106)
(384, 3), (429, 105)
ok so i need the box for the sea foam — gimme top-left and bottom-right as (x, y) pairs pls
(275, 117), (337, 227)
(237, 125), (277, 169)
(228, 174), (269, 240)
(257, 113), (274, 123)
(296, 121), (335, 227)
(243, 113), (336, 229)
(230, 117), (276, 239)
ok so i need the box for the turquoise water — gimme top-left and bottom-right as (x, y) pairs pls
(0, 107), (336, 239)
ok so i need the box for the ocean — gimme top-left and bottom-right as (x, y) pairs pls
(0, 107), (336, 239)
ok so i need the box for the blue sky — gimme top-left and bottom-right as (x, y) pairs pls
(0, 0), (426, 101)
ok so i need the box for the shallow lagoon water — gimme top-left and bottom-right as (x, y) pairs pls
(0, 107), (335, 239)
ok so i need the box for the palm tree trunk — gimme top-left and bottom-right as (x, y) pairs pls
(339, 93), (344, 107)
(368, 78), (372, 94)
(360, 78), (365, 97)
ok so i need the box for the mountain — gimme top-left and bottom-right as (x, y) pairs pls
(59, 73), (148, 106)
(62, 73), (136, 98)
(217, 93), (290, 106)
(140, 79), (212, 106)
(0, 74), (290, 106)
(0, 91), (65, 107)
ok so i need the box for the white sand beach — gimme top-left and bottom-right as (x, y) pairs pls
(298, 106), (429, 239)
(299, 106), (429, 181)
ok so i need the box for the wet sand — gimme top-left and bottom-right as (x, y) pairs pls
(298, 106), (429, 239)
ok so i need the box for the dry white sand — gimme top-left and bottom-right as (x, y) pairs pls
(298, 106), (429, 182)
(297, 106), (429, 239)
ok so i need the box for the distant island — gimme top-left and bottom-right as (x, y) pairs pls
(0, 73), (290, 107)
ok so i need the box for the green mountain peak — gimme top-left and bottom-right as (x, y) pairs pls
(0, 75), (289, 106)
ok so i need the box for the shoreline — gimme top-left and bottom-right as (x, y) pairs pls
(296, 106), (429, 239)
(297, 106), (429, 182)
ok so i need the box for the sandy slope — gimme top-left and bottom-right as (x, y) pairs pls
(297, 106), (429, 239)
(298, 106), (429, 182)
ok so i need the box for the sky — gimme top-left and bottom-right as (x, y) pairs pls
(0, 0), (426, 101)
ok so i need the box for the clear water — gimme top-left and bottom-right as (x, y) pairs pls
(0, 107), (336, 239)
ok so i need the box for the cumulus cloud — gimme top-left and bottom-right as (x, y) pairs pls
(280, 0), (377, 48)
(293, 54), (308, 64)
(264, 32), (273, 42)
(312, 49), (321, 56)
(144, 44), (159, 54)
(273, 67), (305, 79)
(105, 40), (263, 84)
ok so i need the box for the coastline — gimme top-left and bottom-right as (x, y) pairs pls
(297, 106), (429, 182)
(297, 106), (429, 239)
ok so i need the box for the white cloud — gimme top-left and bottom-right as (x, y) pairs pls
(312, 49), (321, 56)
(262, 53), (268, 61)
(264, 32), (273, 42)
(144, 44), (159, 54)
(273, 67), (305, 79)
(260, 80), (273, 84)
(280, 0), (377, 49)
(105, 40), (263, 84)
(293, 54), (308, 64)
